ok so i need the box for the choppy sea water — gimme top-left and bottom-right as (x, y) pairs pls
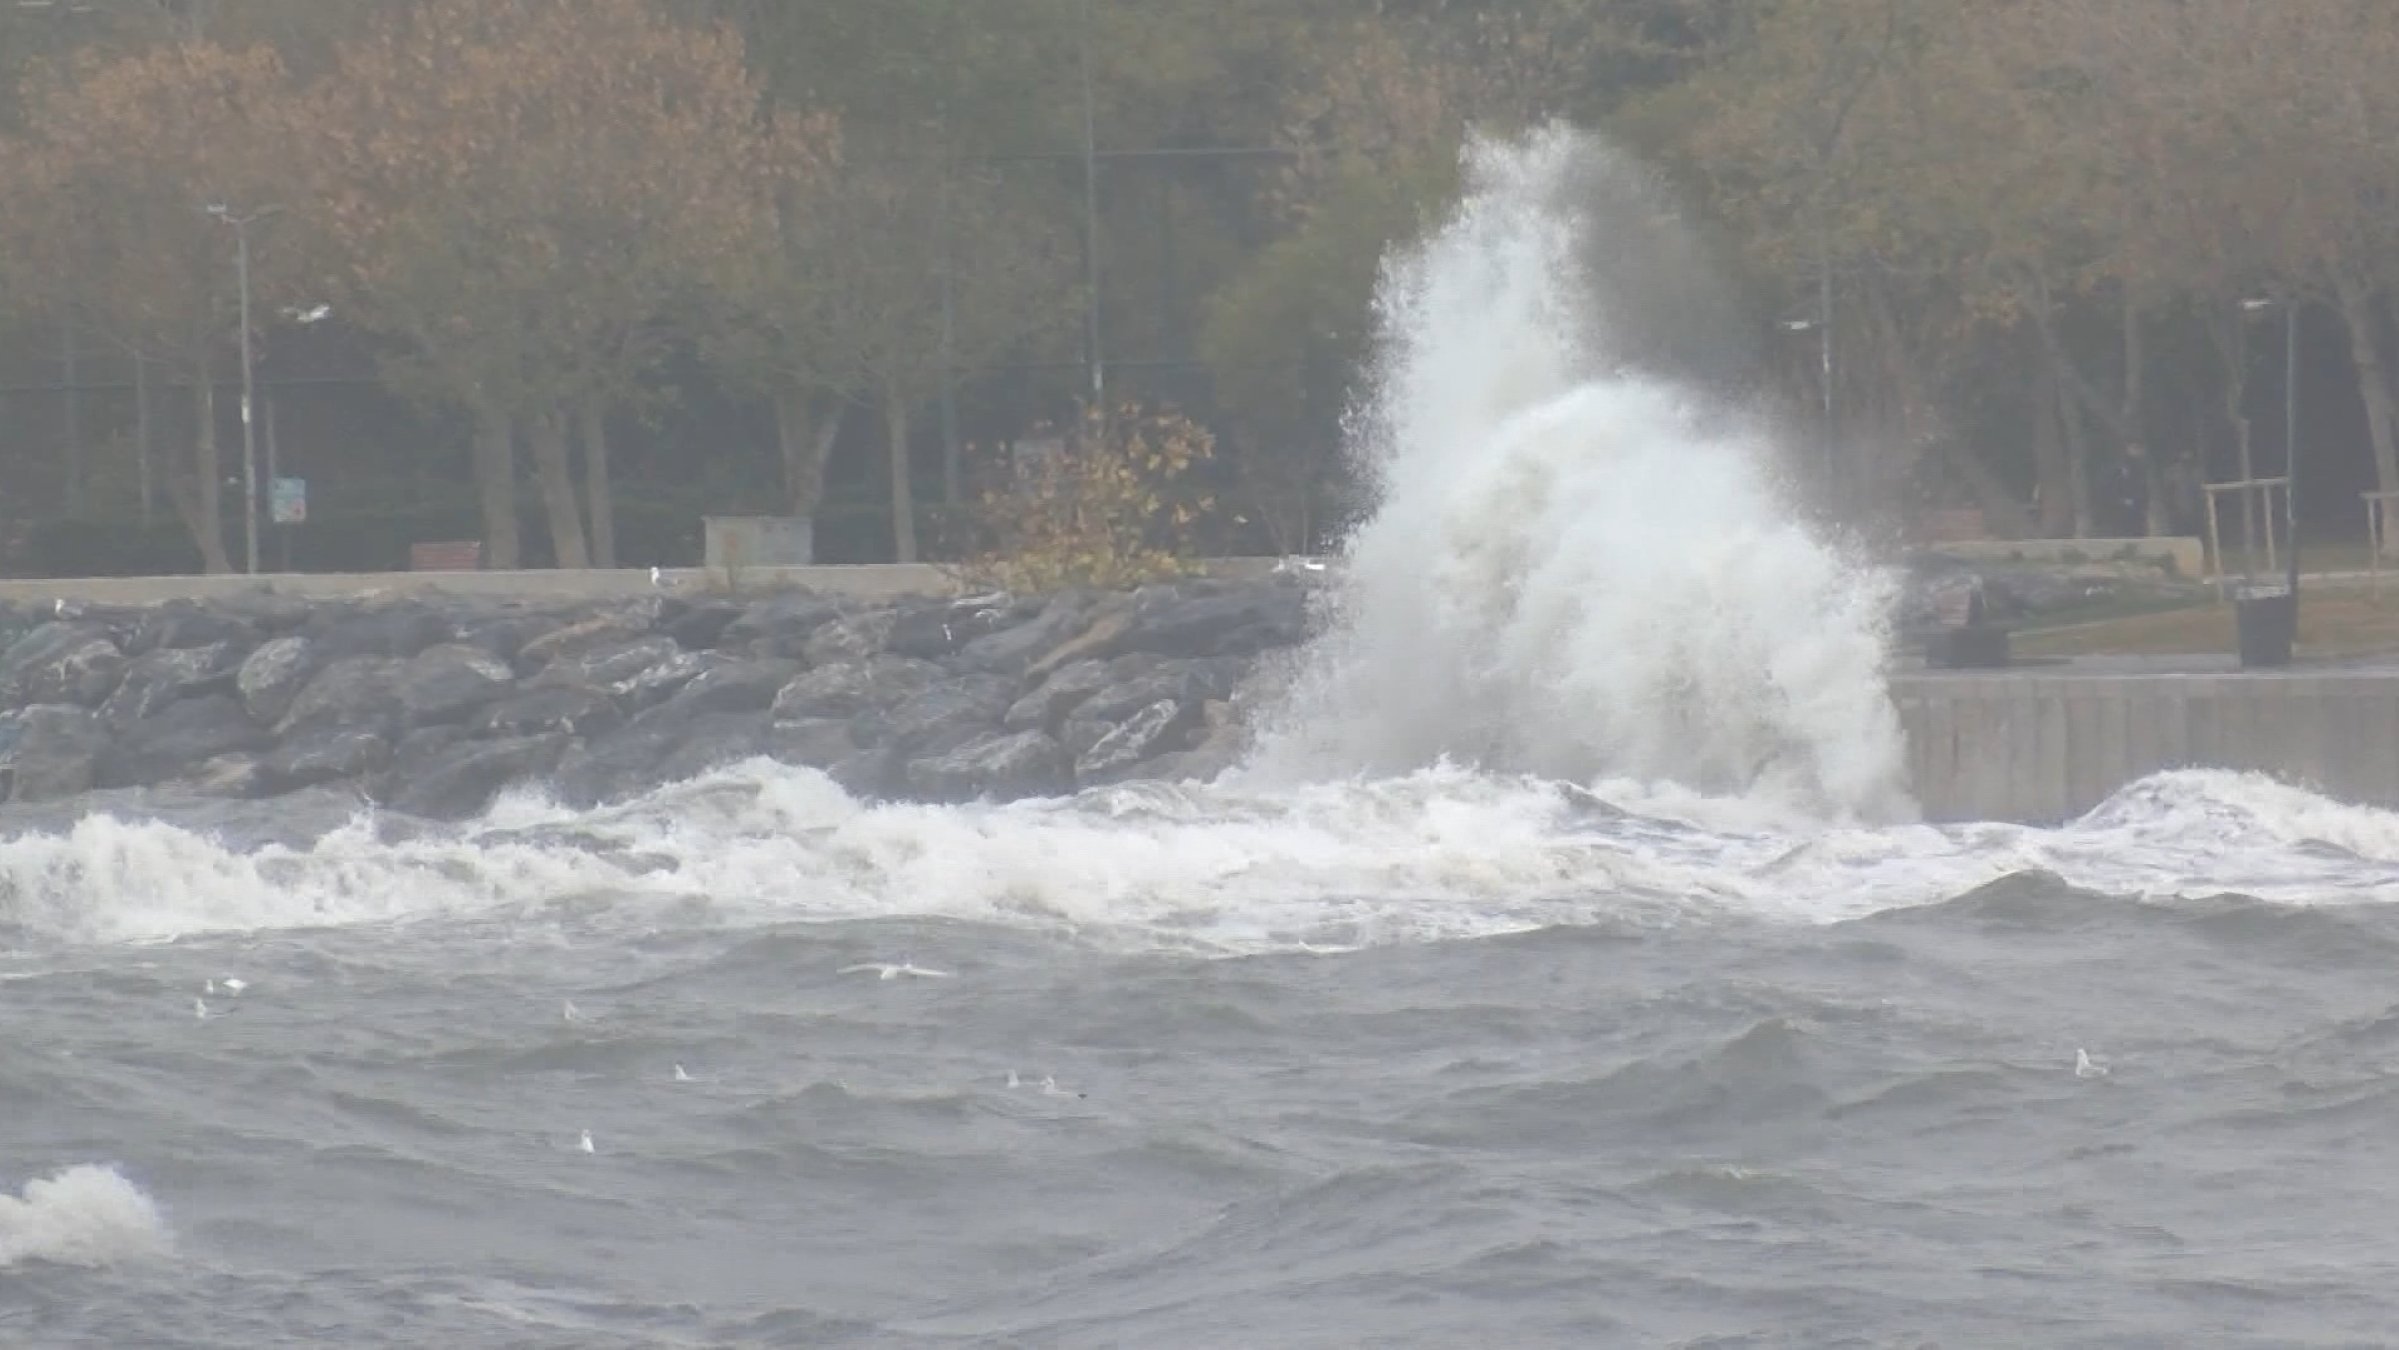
(7, 763), (2399, 1347)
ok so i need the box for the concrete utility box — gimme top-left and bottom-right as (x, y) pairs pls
(704, 515), (813, 569)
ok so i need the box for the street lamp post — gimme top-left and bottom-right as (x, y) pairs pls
(208, 202), (278, 574)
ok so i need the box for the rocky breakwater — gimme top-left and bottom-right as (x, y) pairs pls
(0, 576), (1312, 819)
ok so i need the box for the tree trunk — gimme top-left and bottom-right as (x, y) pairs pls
(884, 383), (918, 563)
(2337, 276), (2399, 558)
(774, 389), (843, 518)
(580, 401), (614, 568)
(2213, 307), (2261, 559)
(174, 375), (232, 574)
(2123, 295), (2169, 538)
(2030, 351), (2074, 538)
(528, 407), (590, 569)
(472, 409), (521, 570)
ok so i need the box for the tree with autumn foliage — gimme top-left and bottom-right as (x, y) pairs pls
(966, 402), (1219, 592)
(1, 39), (310, 572)
(308, 0), (776, 569)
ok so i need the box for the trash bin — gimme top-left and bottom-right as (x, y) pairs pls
(2235, 588), (2296, 669)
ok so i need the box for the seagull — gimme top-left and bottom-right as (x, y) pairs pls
(838, 961), (953, 981)
(562, 999), (582, 1022)
(193, 997), (209, 1020)
(2075, 1048), (2109, 1079)
(205, 977), (248, 996)
(578, 1129), (595, 1154)
(1039, 1075), (1086, 1099)
(672, 1064), (691, 1083)
(649, 566), (663, 587)
(1006, 1070), (1021, 1089)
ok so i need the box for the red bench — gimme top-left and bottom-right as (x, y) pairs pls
(408, 540), (483, 572)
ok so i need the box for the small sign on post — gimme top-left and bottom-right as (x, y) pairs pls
(269, 476), (306, 525)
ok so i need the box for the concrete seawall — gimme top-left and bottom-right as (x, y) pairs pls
(1893, 664), (2399, 823)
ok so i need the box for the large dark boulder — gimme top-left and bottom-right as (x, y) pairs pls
(1003, 657), (1113, 734)
(875, 673), (1018, 755)
(1, 623), (127, 707)
(1075, 660), (1235, 729)
(96, 693), (269, 788)
(305, 600), (453, 661)
(802, 610), (896, 666)
(277, 656), (408, 738)
(237, 637), (317, 725)
(1109, 580), (1307, 660)
(664, 600), (747, 651)
(526, 634), (681, 695)
(471, 685), (622, 740)
(953, 600), (1090, 676)
(720, 593), (844, 658)
(262, 726), (393, 792)
(98, 642), (240, 730)
(885, 594), (1033, 661)
(382, 732), (570, 819)
(665, 657), (798, 715)
(128, 602), (258, 655)
(904, 729), (1070, 803)
(1074, 697), (1203, 782)
(769, 656), (938, 723)
(0, 705), (108, 803)
(764, 716), (857, 771)
(395, 643), (517, 728)
(513, 616), (647, 675)
(549, 697), (768, 806)
(610, 649), (727, 710)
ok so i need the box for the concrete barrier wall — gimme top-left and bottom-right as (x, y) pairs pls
(0, 558), (1296, 608)
(1893, 670), (2399, 823)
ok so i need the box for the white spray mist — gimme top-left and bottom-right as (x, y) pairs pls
(1245, 129), (1912, 819)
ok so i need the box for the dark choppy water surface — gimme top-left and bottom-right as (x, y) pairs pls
(7, 767), (2399, 1346)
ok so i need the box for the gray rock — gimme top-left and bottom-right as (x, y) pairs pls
(394, 643), (517, 728)
(278, 657), (407, 738)
(1074, 697), (1202, 782)
(664, 600), (747, 650)
(668, 658), (799, 715)
(953, 601), (1089, 676)
(514, 616), (647, 674)
(651, 712), (773, 786)
(237, 637), (317, 725)
(383, 732), (570, 819)
(802, 610), (896, 666)
(178, 752), (267, 799)
(263, 727), (392, 792)
(613, 649), (730, 709)
(770, 657), (938, 722)
(97, 693), (269, 788)
(1, 623), (126, 707)
(878, 674), (1019, 755)
(550, 702), (763, 806)
(1110, 581), (1306, 659)
(129, 602), (257, 655)
(764, 716), (856, 770)
(825, 746), (902, 799)
(1076, 662), (1233, 729)
(1004, 658), (1113, 733)
(391, 725), (467, 775)
(472, 685), (622, 740)
(886, 596), (1031, 661)
(722, 593), (844, 657)
(99, 642), (240, 731)
(904, 729), (1070, 803)
(306, 601), (452, 661)
(0, 705), (107, 803)
(527, 635), (681, 695)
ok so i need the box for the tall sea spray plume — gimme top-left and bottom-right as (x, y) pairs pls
(1243, 127), (1911, 819)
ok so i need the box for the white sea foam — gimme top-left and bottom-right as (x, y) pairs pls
(0, 1164), (171, 1268)
(3, 761), (2398, 955)
(1244, 128), (1908, 819)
